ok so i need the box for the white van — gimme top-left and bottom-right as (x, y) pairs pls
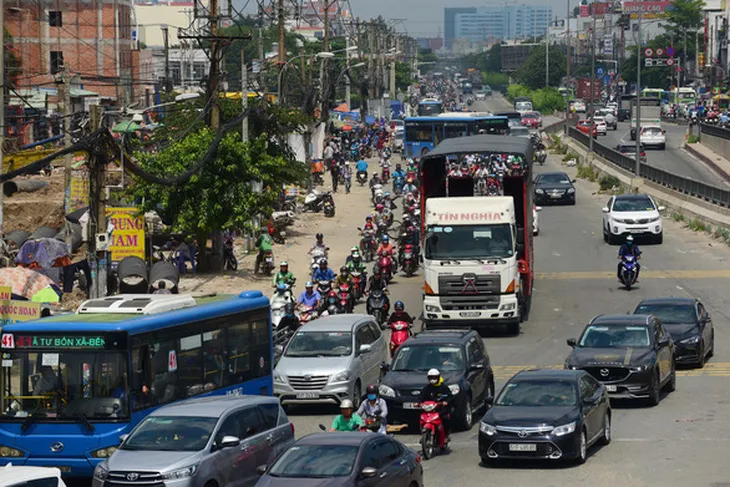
(1, 464), (66, 487)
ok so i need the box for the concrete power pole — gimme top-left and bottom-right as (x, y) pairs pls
(635, 3), (643, 177)
(257, 3), (264, 89)
(209, 0), (221, 130)
(589, 6), (596, 154)
(390, 37), (397, 98)
(241, 50), (248, 143)
(278, 0), (285, 66)
(565, 0), (571, 133)
(345, 36), (351, 109)
(0, 0), (4, 231)
(60, 69), (72, 209)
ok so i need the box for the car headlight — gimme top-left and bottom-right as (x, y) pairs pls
(536, 189), (545, 194)
(379, 384), (395, 398)
(612, 217), (625, 224)
(567, 188), (575, 194)
(330, 370), (351, 383)
(425, 304), (441, 312)
(161, 465), (198, 480)
(552, 421), (576, 437)
(93, 461), (109, 480)
(564, 364), (579, 370)
(90, 446), (118, 458)
(448, 384), (460, 395)
(649, 216), (661, 222)
(680, 336), (700, 345)
(0, 445), (24, 457)
(479, 422), (497, 435)
(630, 364), (650, 372)
(273, 371), (288, 384)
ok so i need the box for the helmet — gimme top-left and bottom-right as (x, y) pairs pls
(396, 164), (402, 169)
(366, 384), (378, 395)
(277, 283), (287, 291)
(384, 192), (391, 198)
(316, 233), (324, 241)
(626, 235), (634, 243)
(340, 266), (348, 273)
(279, 261), (288, 267)
(351, 245), (359, 253)
(366, 215), (373, 220)
(319, 258), (328, 266)
(394, 300), (404, 311)
(381, 235), (389, 243)
(376, 204), (384, 211)
(373, 172), (379, 176)
(373, 267), (382, 276)
(340, 399), (354, 409)
(305, 281), (314, 288)
(427, 368), (441, 384)
(345, 161), (350, 166)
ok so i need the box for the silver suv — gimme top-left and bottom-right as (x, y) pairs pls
(92, 396), (294, 487)
(274, 314), (388, 409)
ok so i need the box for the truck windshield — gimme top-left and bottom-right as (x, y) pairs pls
(425, 224), (513, 260)
(1, 351), (129, 421)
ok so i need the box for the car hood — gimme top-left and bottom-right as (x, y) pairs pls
(663, 323), (698, 340)
(484, 406), (576, 427)
(567, 347), (654, 367)
(106, 449), (202, 472)
(257, 475), (352, 487)
(537, 183), (572, 191)
(610, 210), (659, 220)
(382, 370), (463, 390)
(276, 355), (352, 376)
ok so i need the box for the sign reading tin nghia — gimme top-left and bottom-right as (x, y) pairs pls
(106, 207), (146, 261)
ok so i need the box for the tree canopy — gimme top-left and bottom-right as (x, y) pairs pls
(517, 45), (567, 90)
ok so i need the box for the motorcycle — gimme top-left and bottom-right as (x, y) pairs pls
(270, 211), (294, 244)
(400, 243), (418, 277)
(357, 171), (368, 186)
(367, 289), (390, 327)
(393, 176), (405, 195)
(261, 250), (275, 276)
(359, 228), (377, 262)
(310, 247), (329, 278)
(420, 396), (449, 460)
(620, 255), (639, 290)
(323, 197), (336, 218)
(271, 282), (296, 328)
(337, 283), (353, 313)
(510, 161), (523, 176)
(474, 177), (487, 196)
(536, 149), (547, 165)
(317, 279), (333, 298)
(350, 270), (366, 300)
(312, 171), (324, 186)
(486, 175), (501, 196)
(321, 292), (340, 316)
(298, 305), (319, 324)
(381, 164), (391, 184)
(303, 190), (333, 213)
(389, 320), (411, 358)
(223, 238), (238, 271)
(377, 251), (394, 282)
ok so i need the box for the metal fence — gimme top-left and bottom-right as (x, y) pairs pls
(700, 123), (730, 140)
(567, 127), (730, 208)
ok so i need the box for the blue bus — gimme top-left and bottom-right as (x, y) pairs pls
(404, 115), (510, 158)
(0, 292), (272, 478)
(418, 99), (443, 116)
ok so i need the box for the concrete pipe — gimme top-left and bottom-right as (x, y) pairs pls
(4, 180), (49, 197)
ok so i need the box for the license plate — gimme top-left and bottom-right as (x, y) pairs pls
(402, 402), (419, 410)
(404, 253), (412, 258)
(629, 228), (647, 233)
(606, 385), (617, 392)
(296, 392), (319, 399)
(508, 444), (537, 452)
(550, 194), (562, 198)
(43, 466), (72, 473)
(460, 311), (480, 317)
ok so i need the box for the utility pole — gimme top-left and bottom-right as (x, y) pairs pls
(0, 0), (4, 232)
(590, 7), (596, 154)
(162, 26), (170, 94)
(545, 0), (550, 88)
(88, 104), (106, 299)
(257, 2), (264, 90)
(278, 0), (285, 66)
(209, 0), (221, 130)
(368, 25), (375, 99)
(60, 69), (73, 209)
(565, 0), (571, 133)
(241, 50), (248, 142)
(319, 0), (330, 125)
(635, 2), (642, 177)
(345, 35), (352, 109)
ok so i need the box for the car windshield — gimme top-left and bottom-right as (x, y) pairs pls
(578, 325), (651, 348)
(285, 332), (353, 357)
(523, 113), (537, 119)
(634, 304), (696, 324)
(391, 345), (464, 372)
(612, 196), (655, 212)
(594, 118), (605, 123)
(122, 416), (217, 451)
(619, 145), (638, 153)
(539, 174), (571, 185)
(511, 128), (530, 136)
(496, 380), (577, 407)
(425, 223), (513, 260)
(268, 445), (359, 478)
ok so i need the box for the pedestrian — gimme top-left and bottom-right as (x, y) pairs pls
(330, 157), (339, 193)
(324, 142), (334, 171)
(342, 161), (352, 194)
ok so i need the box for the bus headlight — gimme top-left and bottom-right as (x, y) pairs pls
(91, 446), (118, 458)
(0, 445), (24, 457)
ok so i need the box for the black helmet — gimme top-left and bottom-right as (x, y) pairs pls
(373, 267), (382, 276)
(395, 300), (405, 311)
(316, 233), (324, 241)
(366, 384), (378, 395)
(340, 265), (348, 273)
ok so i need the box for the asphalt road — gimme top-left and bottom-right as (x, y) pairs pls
(286, 95), (730, 486)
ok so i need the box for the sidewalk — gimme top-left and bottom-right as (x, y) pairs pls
(178, 164), (376, 296)
(684, 141), (730, 183)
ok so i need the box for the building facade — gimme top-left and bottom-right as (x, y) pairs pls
(446, 4), (553, 47)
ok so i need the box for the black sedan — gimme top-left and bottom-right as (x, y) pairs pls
(478, 369), (611, 465)
(534, 172), (577, 205)
(564, 314), (676, 406)
(256, 433), (423, 487)
(633, 297), (715, 368)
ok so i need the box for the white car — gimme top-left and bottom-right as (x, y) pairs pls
(640, 125), (666, 150)
(572, 99), (587, 112)
(475, 91), (487, 100)
(596, 109), (617, 129)
(602, 193), (665, 245)
(2, 464), (67, 487)
(533, 205), (542, 236)
(592, 117), (608, 136)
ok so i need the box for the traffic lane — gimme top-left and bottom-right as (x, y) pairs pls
(602, 121), (721, 184)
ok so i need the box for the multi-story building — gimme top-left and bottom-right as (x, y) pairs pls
(446, 4), (553, 48)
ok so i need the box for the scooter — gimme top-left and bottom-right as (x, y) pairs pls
(310, 247), (329, 278)
(321, 293), (340, 316)
(486, 175), (501, 196)
(367, 289), (390, 328)
(303, 190), (332, 213)
(420, 396), (449, 460)
(261, 251), (275, 276)
(381, 163), (391, 184)
(400, 244), (418, 277)
(271, 282), (295, 328)
(337, 283), (353, 313)
(377, 251), (394, 282)
(389, 320), (411, 358)
(474, 177), (488, 196)
(536, 149), (547, 165)
(393, 176), (405, 195)
(620, 255), (639, 290)
(350, 271), (366, 300)
(317, 279), (333, 298)
(357, 171), (368, 186)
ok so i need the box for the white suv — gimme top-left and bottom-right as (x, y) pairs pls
(602, 194), (665, 244)
(640, 125), (666, 150)
(592, 116), (608, 136)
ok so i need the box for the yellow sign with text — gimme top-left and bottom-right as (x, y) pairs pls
(1, 300), (41, 324)
(106, 207), (146, 261)
(0, 286), (11, 301)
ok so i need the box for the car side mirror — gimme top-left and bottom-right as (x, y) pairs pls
(256, 465), (267, 476)
(658, 337), (671, 347)
(535, 206), (542, 212)
(219, 436), (241, 449)
(118, 434), (129, 444)
(485, 396), (494, 406)
(359, 343), (372, 354)
(601, 207), (610, 213)
(567, 338), (577, 348)
(274, 344), (284, 354)
(657, 206), (666, 212)
(380, 362), (391, 371)
(361, 466), (378, 479)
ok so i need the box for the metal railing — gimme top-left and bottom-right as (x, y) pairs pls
(700, 123), (730, 140)
(567, 127), (730, 208)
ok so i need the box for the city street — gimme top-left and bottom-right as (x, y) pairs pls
(285, 96), (730, 486)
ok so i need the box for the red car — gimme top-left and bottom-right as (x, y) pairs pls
(577, 119), (598, 138)
(521, 113), (539, 128)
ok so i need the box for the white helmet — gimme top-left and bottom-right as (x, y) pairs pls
(340, 399), (354, 409)
(427, 368), (441, 383)
(626, 235), (634, 243)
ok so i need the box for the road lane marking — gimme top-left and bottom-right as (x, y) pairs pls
(491, 363), (730, 379)
(537, 270), (730, 280)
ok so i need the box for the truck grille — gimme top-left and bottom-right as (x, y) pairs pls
(584, 367), (630, 382)
(438, 274), (501, 296)
(440, 296), (501, 310)
(288, 375), (330, 390)
(105, 471), (163, 487)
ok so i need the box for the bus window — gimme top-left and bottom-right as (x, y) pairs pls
(177, 333), (204, 396)
(227, 321), (252, 384)
(444, 123), (468, 139)
(251, 320), (271, 379)
(405, 124), (432, 143)
(203, 329), (225, 388)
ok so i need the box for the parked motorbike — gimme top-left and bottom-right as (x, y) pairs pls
(400, 244), (418, 277)
(367, 289), (390, 328)
(357, 171), (368, 186)
(620, 255), (639, 290)
(389, 320), (411, 358)
(303, 190), (333, 213)
(420, 397), (449, 460)
(323, 196), (336, 218)
(261, 250), (275, 276)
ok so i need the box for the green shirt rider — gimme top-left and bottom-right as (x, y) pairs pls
(272, 261), (295, 287)
(255, 230), (273, 274)
(345, 247), (366, 273)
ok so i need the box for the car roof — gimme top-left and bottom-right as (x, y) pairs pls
(405, 329), (475, 345)
(148, 395), (279, 418)
(299, 314), (373, 332)
(589, 314), (653, 326)
(295, 432), (377, 447)
(512, 368), (584, 381)
(636, 297), (697, 306)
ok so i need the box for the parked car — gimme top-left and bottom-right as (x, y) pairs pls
(534, 172), (577, 205)
(92, 396), (295, 487)
(601, 193), (664, 244)
(274, 314), (388, 410)
(576, 119), (598, 138)
(255, 433), (424, 486)
(633, 297), (715, 368)
(379, 328), (494, 431)
(3, 465), (67, 487)
(479, 369), (611, 465)
(616, 142), (647, 163)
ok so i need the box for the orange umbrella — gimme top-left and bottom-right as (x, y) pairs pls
(343, 125), (353, 131)
(0, 267), (58, 300)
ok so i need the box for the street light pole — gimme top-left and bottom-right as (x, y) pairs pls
(545, 0), (550, 88)
(589, 5), (596, 154)
(565, 0), (572, 134)
(635, 1), (643, 177)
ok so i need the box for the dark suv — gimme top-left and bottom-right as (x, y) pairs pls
(378, 329), (494, 430)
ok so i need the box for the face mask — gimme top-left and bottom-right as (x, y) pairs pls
(429, 379), (438, 385)
(367, 394), (377, 401)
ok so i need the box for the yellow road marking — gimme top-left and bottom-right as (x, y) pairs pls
(536, 270), (730, 280)
(492, 363), (730, 379)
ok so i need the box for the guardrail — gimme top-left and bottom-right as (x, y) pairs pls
(700, 123), (730, 140)
(567, 127), (730, 208)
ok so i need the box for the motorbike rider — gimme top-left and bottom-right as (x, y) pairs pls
(362, 215), (376, 233)
(313, 258), (337, 283)
(345, 247), (367, 272)
(491, 156), (508, 176)
(393, 163), (406, 182)
(376, 234), (397, 269)
(403, 178), (418, 195)
(617, 235), (641, 281)
(272, 261), (295, 288)
(330, 399), (364, 432)
(334, 265), (355, 289)
(370, 172), (383, 191)
(342, 161), (353, 194)
(398, 221), (420, 263)
(356, 384), (388, 434)
(254, 228), (274, 274)
(356, 158), (369, 179)
(387, 300), (414, 326)
(366, 267), (389, 294)
(309, 233), (328, 257)
(418, 368), (453, 442)
(297, 281), (322, 311)
(279, 302), (301, 334)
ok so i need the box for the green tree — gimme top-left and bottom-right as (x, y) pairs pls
(517, 45), (567, 89)
(485, 44), (502, 72)
(663, 0), (704, 82)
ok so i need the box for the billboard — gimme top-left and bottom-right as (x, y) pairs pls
(106, 207), (146, 262)
(622, 1), (674, 18)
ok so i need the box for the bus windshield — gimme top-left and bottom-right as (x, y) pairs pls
(1, 350), (130, 421)
(425, 224), (514, 260)
(418, 103), (442, 116)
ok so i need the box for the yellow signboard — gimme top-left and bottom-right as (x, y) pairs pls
(1, 300), (41, 324)
(0, 286), (11, 301)
(66, 169), (90, 213)
(106, 207), (146, 261)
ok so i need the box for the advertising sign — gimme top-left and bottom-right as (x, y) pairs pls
(623, 1), (673, 18)
(66, 169), (90, 213)
(0, 300), (41, 325)
(106, 207), (146, 262)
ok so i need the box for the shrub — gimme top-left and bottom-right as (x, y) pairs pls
(598, 175), (620, 191)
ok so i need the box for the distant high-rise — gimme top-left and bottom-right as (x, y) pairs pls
(444, 7), (477, 50)
(445, 4), (553, 48)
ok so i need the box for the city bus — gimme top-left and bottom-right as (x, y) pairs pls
(404, 114), (510, 158)
(418, 99), (443, 116)
(665, 87), (697, 116)
(0, 292), (272, 478)
(641, 88), (664, 102)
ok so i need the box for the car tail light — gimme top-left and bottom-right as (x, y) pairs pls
(640, 152), (646, 157)
(290, 423), (295, 435)
(415, 455), (422, 463)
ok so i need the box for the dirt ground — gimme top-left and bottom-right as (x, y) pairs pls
(2, 172), (66, 233)
(179, 168), (378, 296)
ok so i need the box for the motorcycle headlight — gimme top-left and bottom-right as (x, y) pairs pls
(93, 461), (110, 480)
(379, 385), (395, 398)
(565, 364), (579, 370)
(90, 446), (118, 458)
(536, 189), (544, 194)
(0, 445), (25, 457)
(161, 465), (198, 480)
(479, 422), (497, 435)
(552, 421), (576, 437)
(680, 336), (700, 345)
(630, 364), (650, 372)
(330, 370), (351, 383)
(274, 371), (288, 384)
(448, 384), (460, 395)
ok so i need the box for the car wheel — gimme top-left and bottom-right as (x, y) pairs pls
(486, 379), (495, 407)
(696, 341), (706, 368)
(664, 361), (677, 393)
(602, 225), (608, 243)
(575, 429), (588, 465)
(708, 333), (715, 358)
(647, 371), (661, 406)
(598, 411), (611, 446)
(352, 381), (362, 409)
(481, 456), (497, 467)
(457, 396), (473, 431)
(607, 231), (618, 245)
(655, 232), (663, 244)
